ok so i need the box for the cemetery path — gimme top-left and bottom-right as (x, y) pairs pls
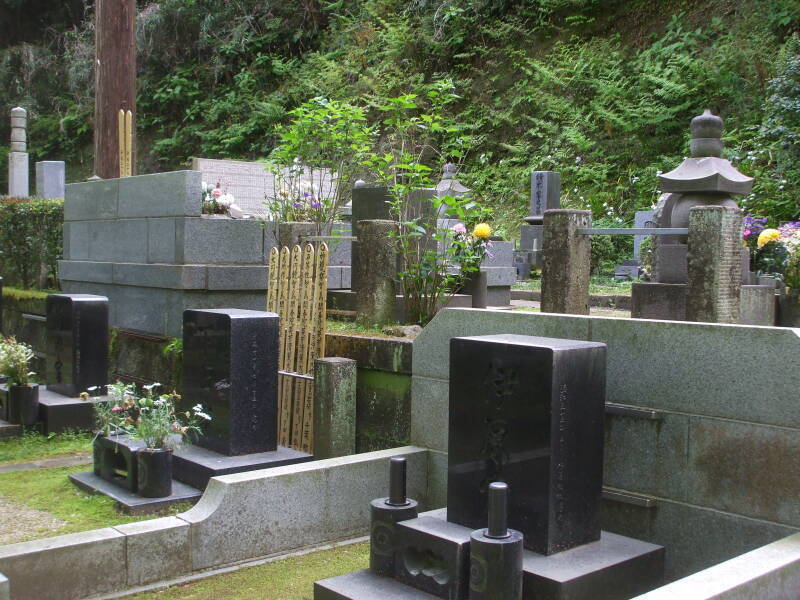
(511, 300), (631, 318)
(0, 495), (66, 545)
(0, 452), (91, 474)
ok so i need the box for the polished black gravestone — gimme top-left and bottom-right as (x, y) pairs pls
(173, 309), (311, 489)
(46, 294), (108, 397)
(182, 308), (279, 456)
(448, 334), (606, 555)
(314, 334), (664, 600)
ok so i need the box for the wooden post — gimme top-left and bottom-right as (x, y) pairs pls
(94, 0), (136, 179)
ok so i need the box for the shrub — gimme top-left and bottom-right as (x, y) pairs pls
(0, 197), (63, 289)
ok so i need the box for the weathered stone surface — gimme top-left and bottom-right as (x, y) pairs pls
(653, 244), (688, 284)
(525, 171), (561, 224)
(0, 572), (8, 600)
(182, 447), (429, 570)
(65, 179), (119, 221)
(147, 217), (178, 263)
(205, 265), (268, 290)
(629, 532), (800, 600)
(630, 283), (687, 321)
(354, 220), (397, 326)
(481, 266), (516, 286)
(634, 211), (656, 259)
(356, 369), (411, 452)
(739, 284), (775, 326)
(325, 333), (412, 374)
(314, 357), (357, 459)
(181, 217), (266, 264)
(686, 206), (742, 324)
(113, 263), (207, 288)
(113, 517), (191, 587)
(519, 225), (543, 252)
(118, 171), (201, 218)
(8, 152), (29, 197)
(87, 218), (148, 262)
(35, 161), (65, 199)
(410, 376), (449, 452)
(482, 241), (514, 267)
(58, 260), (114, 284)
(0, 528), (126, 600)
(541, 209), (591, 315)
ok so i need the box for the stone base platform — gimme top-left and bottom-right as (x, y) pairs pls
(316, 570), (439, 600)
(327, 290), (474, 318)
(69, 471), (202, 515)
(172, 443), (313, 490)
(0, 419), (21, 439)
(316, 509), (664, 600)
(0, 384), (108, 435)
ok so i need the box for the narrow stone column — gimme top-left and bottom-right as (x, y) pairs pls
(354, 219), (397, 325)
(313, 357), (356, 459)
(541, 209), (591, 315)
(687, 205), (743, 323)
(8, 107), (29, 197)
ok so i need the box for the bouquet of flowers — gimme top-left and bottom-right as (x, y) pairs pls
(0, 337), (35, 386)
(748, 220), (800, 290)
(202, 182), (235, 215)
(450, 222), (493, 275)
(131, 383), (211, 450)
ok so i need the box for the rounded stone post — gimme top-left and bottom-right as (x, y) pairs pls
(354, 219), (397, 325)
(369, 457), (419, 575)
(686, 205), (743, 324)
(8, 107), (29, 197)
(313, 357), (356, 459)
(469, 482), (523, 600)
(541, 209), (591, 315)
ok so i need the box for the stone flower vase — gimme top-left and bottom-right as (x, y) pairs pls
(136, 447), (173, 498)
(8, 383), (39, 426)
(779, 289), (800, 328)
(461, 270), (488, 309)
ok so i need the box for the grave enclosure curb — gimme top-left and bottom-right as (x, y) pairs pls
(0, 447), (429, 600)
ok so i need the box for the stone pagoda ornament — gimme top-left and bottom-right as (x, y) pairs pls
(653, 109), (753, 282)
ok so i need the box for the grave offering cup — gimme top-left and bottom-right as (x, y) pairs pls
(8, 383), (39, 426)
(370, 457), (419, 575)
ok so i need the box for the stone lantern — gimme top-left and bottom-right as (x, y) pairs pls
(653, 110), (753, 283)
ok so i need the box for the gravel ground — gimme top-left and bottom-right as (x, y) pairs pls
(0, 496), (65, 545)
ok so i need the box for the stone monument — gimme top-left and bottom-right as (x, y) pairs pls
(519, 171), (561, 272)
(8, 107), (29, 197)
(632, 111), (754, 322)
(315, 334), (664, 600)
(35, 161), (66, 199)
(173, 308), (312, 489)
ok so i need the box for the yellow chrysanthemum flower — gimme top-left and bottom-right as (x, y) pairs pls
(757, 228), (781, 249)
(473, 223), (492, 239)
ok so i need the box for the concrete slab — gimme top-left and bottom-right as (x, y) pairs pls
(69, 471), (202, 515)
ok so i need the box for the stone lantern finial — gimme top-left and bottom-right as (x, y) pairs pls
(690, 109), (724, 158)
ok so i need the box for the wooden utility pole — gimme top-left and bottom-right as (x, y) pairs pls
(94, 0), (136, 179)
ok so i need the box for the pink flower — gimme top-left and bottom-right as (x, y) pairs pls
(452, 223), (467, 235)
(111, 406), (123, 412)
(743, 229), (751, 238)
(211, 188), (222, 198)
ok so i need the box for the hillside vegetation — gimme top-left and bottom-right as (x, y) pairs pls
(0, 0), (798, 236)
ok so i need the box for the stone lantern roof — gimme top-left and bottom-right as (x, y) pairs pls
(435, 163), (471, 197)
(659, 110), (753, 196)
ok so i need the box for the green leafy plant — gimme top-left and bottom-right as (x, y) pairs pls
(131, 383), (210, 450)
(0, 198), (63, 288)
(0, 336), (36, 386)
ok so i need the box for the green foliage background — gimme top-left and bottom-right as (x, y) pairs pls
(0, 0), (798, 242)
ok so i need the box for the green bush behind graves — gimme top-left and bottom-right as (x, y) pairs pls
(0, 197), (63, 288)
(0, 1), (797, 269)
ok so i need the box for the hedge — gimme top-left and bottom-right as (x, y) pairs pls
(0, 197), (63, 289)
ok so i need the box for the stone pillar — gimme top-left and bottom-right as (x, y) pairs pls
(351, 182), (394, 291)
(35, 161), (66, 199)
(8, 107), (29, 197)
(354, 220), (397, 325)
(541, 210), (591, 315)
(686, 206), (743, 324)
(277, 221), (320, 248)
(313, 357), (356, 459)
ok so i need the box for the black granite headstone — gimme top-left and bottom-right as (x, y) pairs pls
(46, 294), (109, 397)
(447, 334), (606, 555)
(182, 309), (279, 456)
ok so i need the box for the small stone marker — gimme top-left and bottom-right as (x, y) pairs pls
(541, 209), (591, 315)
(35, 161), (66, 199)
(182, 308), (279, 456)
(46, 294), (109, 397)
(524, 171), (560, 225)
(8, 107), (29, 197)
(448, 334), (606, 555)
(353, 220), (397, 325)
(686, 206), (743, 324)
(313, 357), (357, 459)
